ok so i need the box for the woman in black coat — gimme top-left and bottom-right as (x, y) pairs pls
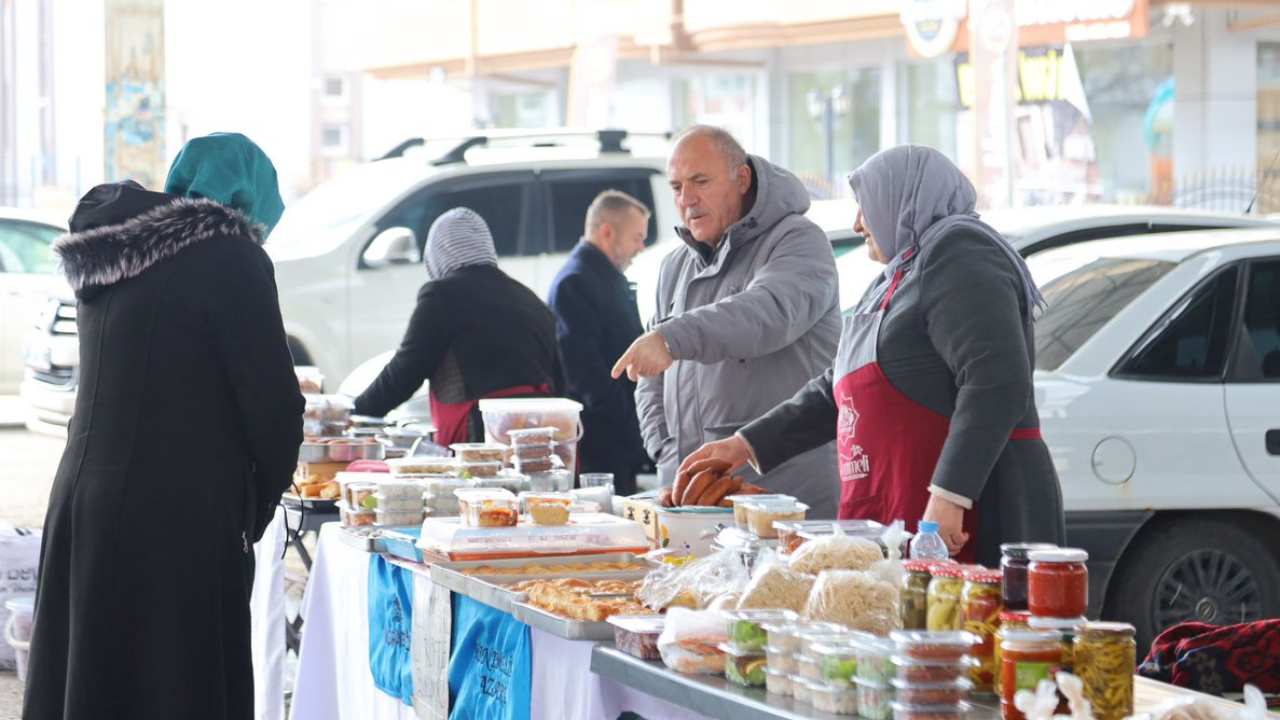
(23, 133), (303, 720)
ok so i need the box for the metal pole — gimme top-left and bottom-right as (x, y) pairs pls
(824, 96), (835, 190)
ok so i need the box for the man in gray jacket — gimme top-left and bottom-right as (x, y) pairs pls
(612, 125), (841, 518)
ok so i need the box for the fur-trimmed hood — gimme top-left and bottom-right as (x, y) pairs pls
(54, 197), (264, 296)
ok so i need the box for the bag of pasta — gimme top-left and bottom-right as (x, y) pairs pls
(737, 549), (815, 612)
(789, 525), (884, 575)
(802, 569), (901, 636)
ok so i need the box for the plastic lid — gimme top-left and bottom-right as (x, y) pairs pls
(998, 610), (1032, 624)
(507, 427), (557, 439)
(962, 567), (1002, 584)
(451, 443), (506, 452)
(890, 677), (973, 692)
(741, 500), (809, 511)
(853, 676), (891, 691)
(890, 654), (979, 668)
(1078, 621), (1136, 638)
(718, 642), (766, 658)
(1000, 542), (1058, 558)
(722, 609), (799, 623)
(4, 595), (34, 613)
(794, 622), (852, 638)
(892, 702), (973, 713)
(458, 460), (505, 468)
(918, 520), (939, 534)
(606, 615), (665, 634)
(726, 493), (795, 504)
(997, 630), (1065, 646)
(809, 641), (862, 657)
(761, 620), (806, 634)
(1028, 548), (1088, 563)
(1027, 616), (1087, 632)
(453, 488), (516, 499)
(890, 631), (980, 648)
(477, 397), (582, 413)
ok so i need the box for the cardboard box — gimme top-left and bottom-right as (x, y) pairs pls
(619, 495), (661, 545)
(295, 460), (349, 485)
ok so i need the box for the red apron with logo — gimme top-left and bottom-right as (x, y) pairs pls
(429, 383), (550, 447)
(833, 248), (1038, 562)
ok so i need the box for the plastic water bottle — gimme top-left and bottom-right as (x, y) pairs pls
(909, 520), (950, 560)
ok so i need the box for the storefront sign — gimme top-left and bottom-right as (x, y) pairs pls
(955, 45), (1074, 108)
(901, 0), (966, 58)
(449, 596), (532, 720)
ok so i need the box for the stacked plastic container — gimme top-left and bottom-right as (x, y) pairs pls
(718, 610), (796, 689)
(336, 471), (385, 527)
(763, 622), (851, 708)
(889, 630), (979, 720)
(851, 636), (897, 720)
(507, 427), (558, 474)
(478, 398), (582, 479)
(451, 442), (506, 479)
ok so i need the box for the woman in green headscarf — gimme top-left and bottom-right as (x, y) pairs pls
(24, 133), (303, 720)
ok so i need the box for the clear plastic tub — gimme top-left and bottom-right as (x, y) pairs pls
(792, 674), (814, 705)
(295, 366), (324, 394)
(722, 609), (798, 652)
(423, 477), (469, 496)
(892, 701), (972, 720)
(856, 678), (895, 720)
(450, 443), (507, 463)
(458, 461), (504, 478)
(377, 479), (424, 500)
(385, 457), (457, 475)
(513, 443), (554, 460)
(797, 626), (860, 658)
(763, 621), (807, 654)
(507, 427), (557, 446)
(519, 492), (573, 526)
(764, 644), (798, 675)
(811, 641), (862, 688)
(513, 456), (557, 474)
(423, 493), (460, 517)
(742, 501), (808, 538)
(303, 394), (352, 422)
(454, 489), (519, 528)
(479, 398), (582, 444)
(890, 630), (981, 661)
(726, 493), (794, 529)
(529, 470), (572, 493)
(340, 504), (376, 527)
(891, 655), (976, 683)
(719, 643), (768, 687)
(810, 682), (860, 715)
(608, 615), (664, 660)
(343, 481), (379, 511)
(855, 637), (898, 683)
(375, 507), (423, 526)
(890, 678), (973, 705)
(797, 654), (821, 682)
(416, 512), (648, 560)
(765, 667), (793, 697)
(374, 492), (423, 513)
(776, 519), (887, 554)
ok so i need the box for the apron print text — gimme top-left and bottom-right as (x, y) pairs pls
(837, 393), (870, 482)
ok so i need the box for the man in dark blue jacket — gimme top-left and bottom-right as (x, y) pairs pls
(547, 190), (652, 495)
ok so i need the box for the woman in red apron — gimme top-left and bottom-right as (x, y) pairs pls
(678, 146), (1064, 565)
(352, 208), (563, 444)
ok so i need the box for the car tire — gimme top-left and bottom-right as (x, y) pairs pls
(1106, 512), (1280, 651)
(286, 337), (313, 366)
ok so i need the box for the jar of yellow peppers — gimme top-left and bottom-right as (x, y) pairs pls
(961, 567), (1003, 692)
(1075, 622), (1136, 720)
(926, 563), (966, 631)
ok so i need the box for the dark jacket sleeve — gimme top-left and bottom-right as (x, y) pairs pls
(354, 282), (450, 417)
(920, 232), (1034, 502)
(549, 273), (633, 416)
(737, 367), (839, 473)
(208, 241), (305, 541)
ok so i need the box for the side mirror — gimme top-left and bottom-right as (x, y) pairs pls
(363, 227), (420, 268)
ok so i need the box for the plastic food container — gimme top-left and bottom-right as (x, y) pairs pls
(722, 609), (798, 652)
(339, 504), (375, 527)
(458, 461), (504, 478)
(423, 492), (461, 517)
(854, 637), (897, 683)
(763, 621), (807, 654)
(792, 674), (813, 705)
(798, 627), (861, 658)
(303, 394), (353, 422)
(1000, 543), (1057, 611)
(892, 701), (972, 720)
(529, 470), (572, 493)
(892, 655), (976, 683)
(513, 456), (557, 474)
(374, 507), (423, 526)
(519, 492), (573, 526)
(512, 443), (554, 460)
(374, 492), (422, 513)
(856, 678), (895, 720)
(451, 443), (507, 463)
(811, 641), (861, 688)
(725, 493), (793, 529)
(890, 678), (973, 705)
(385, 457), (457, 475)
(764, 667), (793, 697)
(764, 644), (798, 675)
(423, 477), (469, 496)
(507, 427), (557, 446)
(299, 439), (385, 462)
(810, 682), (860, 715)
(1027, 548), (1089, 619)
(720, 643), (768, 687)
(891, 631), (981, 662)
(344, 481), (379, 511)
(607, 615), (664, 661)
(479, 398), (582, 444)
(454, 489), (519, 528)
(377, 479), (423, 500)
(742, 500), (808, 538)
(797, 654), (821, 682)
(295, 366), (324, 394)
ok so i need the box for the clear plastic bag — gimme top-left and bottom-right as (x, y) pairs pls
(869, 520), (907, 589)
(637, 548), (750, 611)
(790, 524), (884, 575)
(737, 549), (816, 612)
(1123, 684), (1269, 720)
(802, 569), (901, 636)
(657, 607), (728, 675)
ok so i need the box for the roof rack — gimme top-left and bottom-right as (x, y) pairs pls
(377, 128), (672, 164)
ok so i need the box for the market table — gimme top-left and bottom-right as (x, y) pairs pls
(287, 522), (696, 720)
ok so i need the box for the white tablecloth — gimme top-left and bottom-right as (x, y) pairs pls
(251, 507), (287, 720)
(288, 523), (700, 720)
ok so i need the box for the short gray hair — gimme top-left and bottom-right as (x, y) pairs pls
(584, 189), (651, 237)
(671, 124), (748, 175)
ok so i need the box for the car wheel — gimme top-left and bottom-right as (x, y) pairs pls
(286, 337), (313, 366)
(1106, 513), (1280, 651)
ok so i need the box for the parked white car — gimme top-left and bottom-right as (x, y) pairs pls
(0, 208), (66, 395)
(1027, 228), (1280, 645)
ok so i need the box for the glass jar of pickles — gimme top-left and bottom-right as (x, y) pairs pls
(926, 564), (966, 631)
(1075, 622), (1136, 720)
(999, 630), (1065, 720)
(901, 560), (933, 630)
(1000, 543), (1056, 611)
(993, 610), (1031, 697)
(961, 567), (1003, 693)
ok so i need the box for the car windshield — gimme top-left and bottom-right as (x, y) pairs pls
(267, 163), (428, 256)
(1034, 257), (1176, 371)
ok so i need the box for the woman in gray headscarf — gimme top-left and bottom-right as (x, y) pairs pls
(353, 208), (564, 444)
(678, 145), (1064, 565)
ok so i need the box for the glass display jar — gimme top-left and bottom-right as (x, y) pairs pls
(1074, 622), (1137, 720)
(1027, 549), (1088, 618)
(926, 564), (966, 631)
(961, 567), (1004, 693)
(993, 610), (1031, 698)
(1000, 543), (1056, 611)
(901, 560), (933, 630)
(999, 630), (1065, 720)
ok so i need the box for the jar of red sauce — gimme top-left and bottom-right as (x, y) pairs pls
(1027, 549), (1088, 618)
(999, 630), (1065, 720)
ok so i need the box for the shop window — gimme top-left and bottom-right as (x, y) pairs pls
(1116, 266), (1239, 381)
(322, 124), (347, 149)
(905, 59), (959, 162)
(788, 67), (881, 198)
(0, 221), (60, 274)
